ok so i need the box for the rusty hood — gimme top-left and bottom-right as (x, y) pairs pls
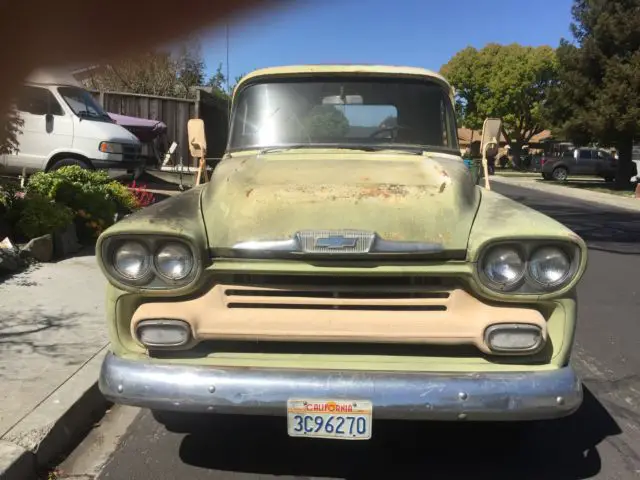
(200, 150), (481, 257)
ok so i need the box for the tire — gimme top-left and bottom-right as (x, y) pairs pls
(48, 157), (92, 172)
(552, 167), (568, 182)
(604, 176), (614, 182)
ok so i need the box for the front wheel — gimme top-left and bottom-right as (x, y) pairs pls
(552, 167), (568, 182)
(603, 176), (614, 183)
(48, 157), (92, 172)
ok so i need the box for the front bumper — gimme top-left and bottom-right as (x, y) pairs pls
(99, 353), (582, 421)
(92, 157), (145, 171)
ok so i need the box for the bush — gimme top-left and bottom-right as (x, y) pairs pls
(14, 194), (74, 240)
(26, 166), (140, 242)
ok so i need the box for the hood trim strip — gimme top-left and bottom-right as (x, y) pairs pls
(230, 230), (444, 256)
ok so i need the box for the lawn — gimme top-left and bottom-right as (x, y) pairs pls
(494, 170), (541, 178)
(535, 179), (636, 198)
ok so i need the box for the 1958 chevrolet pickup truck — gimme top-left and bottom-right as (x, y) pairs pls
(96, 64), (587, 440)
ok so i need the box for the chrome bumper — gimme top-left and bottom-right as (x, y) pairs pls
(99, 353), (582, 421)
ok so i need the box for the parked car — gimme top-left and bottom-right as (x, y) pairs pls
(96, 65), (588, 440)
(0, 69), (144, 177)
(540, 147), (617, 182)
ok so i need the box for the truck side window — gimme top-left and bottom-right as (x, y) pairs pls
(579, 149), (592, 159)
(16, 86), (64, 116)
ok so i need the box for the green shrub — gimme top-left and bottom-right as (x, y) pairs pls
(26, 166), (140, 242)
(15, 194), (74, 240)
(27, 166), (138, 213)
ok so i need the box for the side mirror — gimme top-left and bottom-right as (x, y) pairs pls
(480, 118), (502, 190)
(45, 113), (54, 133)
(187, 119), (207, 159)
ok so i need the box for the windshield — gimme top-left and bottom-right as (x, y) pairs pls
(58, 86), (112, 121)
(228, 77), (458, 152)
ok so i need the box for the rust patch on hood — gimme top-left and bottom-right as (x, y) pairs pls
(358, 184), (410, 200)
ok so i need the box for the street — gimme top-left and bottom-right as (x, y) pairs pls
(58, 182), (640, 480)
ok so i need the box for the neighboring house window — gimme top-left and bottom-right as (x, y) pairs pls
(16, 86), (64, 116)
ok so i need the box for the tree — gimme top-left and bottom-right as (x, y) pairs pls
(175, 40), (206, 98)
(440, 44), (559, 163)
(206, 63), (228, 96)
(82, 40), (207, 99)
(0, 107), (24, 155)
(303, 105), (349, 139)
(544, 0), (640, 188)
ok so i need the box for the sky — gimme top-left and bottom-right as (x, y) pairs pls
(196, 0), (576, 85)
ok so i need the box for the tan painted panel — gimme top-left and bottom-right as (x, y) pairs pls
(131, 285), (546, 355)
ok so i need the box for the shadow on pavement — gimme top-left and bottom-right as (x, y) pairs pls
(495, 185), (640, 255)
(176, 387), (620, 480)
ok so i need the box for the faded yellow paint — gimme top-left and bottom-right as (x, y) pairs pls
(94, 64), (588, 379)
(104, 282), (575, 373)
(201, 149), (479, 251)
(233, 64), (455, 102)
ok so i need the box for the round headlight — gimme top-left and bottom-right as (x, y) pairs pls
(113, 241), (151, 280)
(481, 246), (525, 288)
(155, 242), (194, 280)
(529, 247), (571, 287)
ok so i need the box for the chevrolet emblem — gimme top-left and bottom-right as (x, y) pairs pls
(314, 236), (358, 249)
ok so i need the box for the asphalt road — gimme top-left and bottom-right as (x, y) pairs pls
(58, 182), (640, 480)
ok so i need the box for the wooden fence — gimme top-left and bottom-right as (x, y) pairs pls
(90, 89), (229, 168)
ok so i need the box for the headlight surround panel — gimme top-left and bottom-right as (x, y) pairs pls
(101, 234), (201, 291)
(476, 240), (583, 296)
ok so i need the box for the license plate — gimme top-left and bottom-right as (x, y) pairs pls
(287, 399), (373, 440)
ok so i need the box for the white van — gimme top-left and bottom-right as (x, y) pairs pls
(1, 69), (143, 176)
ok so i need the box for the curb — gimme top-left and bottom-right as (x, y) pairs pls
(490, 176), (640, 213)
(0, 347), (111, 480)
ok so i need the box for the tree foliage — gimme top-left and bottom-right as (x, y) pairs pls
(82, 39), (210, 99)
(303, 105), (350, 139)
(544, 0), (640, 187)
(440, 43), (558, 152)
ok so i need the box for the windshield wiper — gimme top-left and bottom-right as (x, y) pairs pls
(258, 144), (311, 155)
(258, 144), (425, 155)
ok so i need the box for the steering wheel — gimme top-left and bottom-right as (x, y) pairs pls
(368, 124), (411, 141)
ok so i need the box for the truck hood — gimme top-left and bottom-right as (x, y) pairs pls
(73, 118), (141, 145)
(201, 150), (480, 258)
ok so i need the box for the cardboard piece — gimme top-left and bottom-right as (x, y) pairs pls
(187, 119), (208, 185)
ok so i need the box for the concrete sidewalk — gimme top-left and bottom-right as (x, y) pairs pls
(490, 176), (640, 212)
(0, 251), (109, 479)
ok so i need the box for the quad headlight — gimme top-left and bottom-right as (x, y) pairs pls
(481, 245), (525, 290)
(155, 242), (194, 280)
(478, 242), (579, 294)
(528, 246), (571, 287)
(104, 236), (198, 289)
(113, 241), (151, 280)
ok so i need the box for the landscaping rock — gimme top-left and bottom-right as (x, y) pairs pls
(20, 234), (54, 262)
(53, 223), (82, 259)
(0, 238), (23, 272)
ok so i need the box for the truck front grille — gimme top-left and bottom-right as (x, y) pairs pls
(220, 274), (455, 312)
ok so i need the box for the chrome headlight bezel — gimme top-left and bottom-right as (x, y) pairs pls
(476, 240), (582, 295)
(102, 235), (200, 290)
